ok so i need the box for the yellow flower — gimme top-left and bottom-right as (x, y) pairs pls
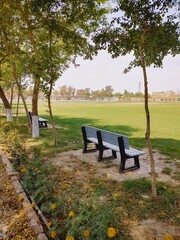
(107, 227), (117, 238)
(67, 198), (72, 203)
(69, 211), (75, 217)
(51, 231), (57, 239)
(63, 169), (69, 173)
(165, 235), (174, 240)
(21, 168), (27, 173)
(62, 183), (68, 189)
(31, 201), (36, 208)
(18, 195), (24, 202)
(83, 230), (90, 238)
(51, 203), (57, 209)
(37, 170), (41, 173)
(113, 192), (122, 200)
(47, 222), (52, 228)
(66, 236), (74, 240)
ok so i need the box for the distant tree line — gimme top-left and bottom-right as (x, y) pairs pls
(3, 84), (179, 102)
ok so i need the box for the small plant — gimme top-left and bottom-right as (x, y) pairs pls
(65, 198), (124, 240)
(122, 178), (152, 197)
(162, 167), (172, 175)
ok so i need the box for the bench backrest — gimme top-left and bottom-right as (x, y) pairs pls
(99, 130), (129, 149)
(82, 125), (99, 139)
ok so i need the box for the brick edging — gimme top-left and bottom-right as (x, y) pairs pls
(0, 149), (48, 240)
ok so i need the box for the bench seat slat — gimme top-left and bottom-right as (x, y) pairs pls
(38, 117), (48, 122)
(102, 142), (119, 152)
(125, 147), (145, 157)
(87, 137), (99, 144)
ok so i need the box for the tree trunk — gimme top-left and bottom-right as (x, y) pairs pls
(12, 62), (32, 132)
(19, 2), (40, 138)
(10, 82), (14, 108)
(31, 79), (40, 138)
(0, 85), (13, 121)
(16, 92), (20, 122)
(140, 53), (157, 198)
(48, 28), (57, 146)
(48, 95), (57, 146)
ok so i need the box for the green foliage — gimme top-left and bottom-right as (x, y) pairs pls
(162, 167), (172, 175)
(117, 179), (180, 222)
(122, 178), (152, 197)
(95, 0), (180, 69)
(65, 200), (123, 240)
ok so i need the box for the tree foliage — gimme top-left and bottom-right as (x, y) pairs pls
(94, 0), (180, 197)
(95, 0), (180, 69)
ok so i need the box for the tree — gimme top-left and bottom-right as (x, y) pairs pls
(77, 88), (91, 100)
(18, 0), (108, 139)
(105, 85), (114, 100)
(95, 0), (180, 197)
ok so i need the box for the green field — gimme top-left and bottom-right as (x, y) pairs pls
(34, 101), (180, 159)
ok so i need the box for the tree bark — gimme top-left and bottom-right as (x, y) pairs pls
(16, 92), (20, 122)
(0, 85), (13, 121)
(12, 62), (32, 132)
(48, 28), (57, 146)
(10, 82), (14, 108)
(32, 79), (40, 138)
(19, 1), (40, 138)
(139, 48), (157, 198)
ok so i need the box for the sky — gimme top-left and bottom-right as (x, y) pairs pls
(55, 50), (180, 94)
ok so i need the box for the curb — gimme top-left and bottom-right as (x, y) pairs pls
(0, 149), (48, 240)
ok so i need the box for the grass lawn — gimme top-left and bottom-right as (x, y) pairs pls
(33, 101), (180, 159)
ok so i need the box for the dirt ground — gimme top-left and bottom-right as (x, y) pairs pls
(50, 147), (180, 240)
(0, 161), (36, 240)
(0, 147), (180, 240)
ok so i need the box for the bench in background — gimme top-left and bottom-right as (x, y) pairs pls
(81, 125), (145, 173)
(28, 112), (48, 128)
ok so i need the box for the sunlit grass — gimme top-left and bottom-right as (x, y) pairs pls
(7, 101), (180, 159)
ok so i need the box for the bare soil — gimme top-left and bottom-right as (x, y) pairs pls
(50, 148), (180, 240)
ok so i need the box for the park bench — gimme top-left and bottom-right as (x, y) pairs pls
(81, 125), (100, 153)
(28, 112), (48, 128)
(81, 125), (145, 173)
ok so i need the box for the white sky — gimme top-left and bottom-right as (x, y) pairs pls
(56, 50), (180, 94)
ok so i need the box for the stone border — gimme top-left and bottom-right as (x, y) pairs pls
(0, 149), (48, 240)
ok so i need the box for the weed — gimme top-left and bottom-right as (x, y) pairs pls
(162, 167), (172, 175)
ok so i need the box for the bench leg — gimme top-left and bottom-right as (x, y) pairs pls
(95, 144), (99, 150)
(112, 150), (117, 158)
(98, 150), (103, 162)
(44, 122), (48, 127)
(83, 143), (88, 153)
(134, 156), (140, 168)
(119, 158), (126, 173)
